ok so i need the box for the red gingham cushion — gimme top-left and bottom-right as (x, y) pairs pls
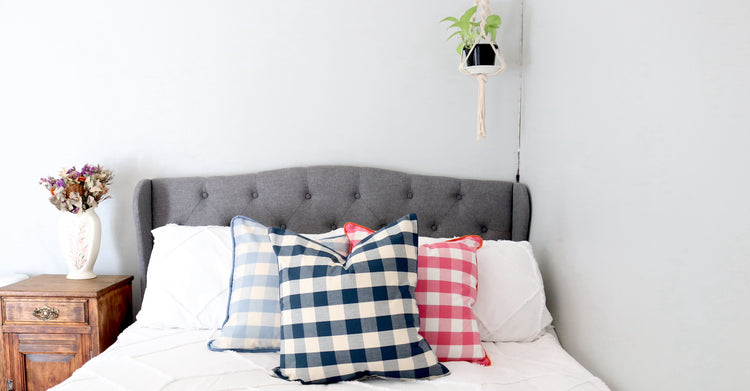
(344, 222), (490, 366)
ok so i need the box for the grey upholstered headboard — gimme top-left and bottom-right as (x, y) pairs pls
(133, 166), (531, 296)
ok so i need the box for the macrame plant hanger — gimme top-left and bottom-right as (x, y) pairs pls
(459, 0), (506, 140)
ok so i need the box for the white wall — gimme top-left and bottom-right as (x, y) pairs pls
(0, 1), (522, 302)
(522, 1), (750, 390)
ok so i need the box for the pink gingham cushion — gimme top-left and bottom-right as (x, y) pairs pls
(344, 223), (490, 366)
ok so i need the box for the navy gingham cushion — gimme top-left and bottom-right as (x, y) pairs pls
(268, 214), (449, 384)
(208, 216), (349, 352)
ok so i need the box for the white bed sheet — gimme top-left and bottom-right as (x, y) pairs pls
(52, 323), (610, 391)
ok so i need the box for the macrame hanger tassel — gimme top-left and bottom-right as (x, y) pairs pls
(476, 0), (487, 140)
(476, 74), (487, 140)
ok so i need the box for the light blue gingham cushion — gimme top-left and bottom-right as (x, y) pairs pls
(268, 214), (450, 383)
(207, 216), (349, 352)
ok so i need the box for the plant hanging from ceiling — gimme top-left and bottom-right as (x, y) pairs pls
(440, 1), (506, 140)
(441, 5), (502, 54)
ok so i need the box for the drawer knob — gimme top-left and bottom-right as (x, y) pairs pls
(32, 305), (59, 321)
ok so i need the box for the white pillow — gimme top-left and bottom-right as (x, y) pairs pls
(420, 237), (552, 342)
(137, 224), (233, 329)
(474, 240), (553, 342)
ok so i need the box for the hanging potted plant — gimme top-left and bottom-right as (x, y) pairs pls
(441, 5), (502, 67)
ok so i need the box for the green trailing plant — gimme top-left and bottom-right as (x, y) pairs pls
(441, 6), (502, 53)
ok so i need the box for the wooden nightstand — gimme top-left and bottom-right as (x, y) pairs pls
(0, 275), (133, 391)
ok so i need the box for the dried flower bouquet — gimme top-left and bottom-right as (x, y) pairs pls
(39, 164), (113, 214)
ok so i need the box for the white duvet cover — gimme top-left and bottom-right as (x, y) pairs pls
(51, 323), (609, 391)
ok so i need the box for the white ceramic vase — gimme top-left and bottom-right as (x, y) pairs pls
(58, 208), (101, 279)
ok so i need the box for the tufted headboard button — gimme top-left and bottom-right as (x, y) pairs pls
(135, 167), (530, 298)
(330, 224), (337, 230)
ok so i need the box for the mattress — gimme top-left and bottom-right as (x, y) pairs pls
(51, 323), (610, 391)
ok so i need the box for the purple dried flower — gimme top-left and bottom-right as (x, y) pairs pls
(56, 179), (65, 188)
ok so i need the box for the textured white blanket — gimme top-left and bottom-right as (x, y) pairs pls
(52, 324), (609, 391)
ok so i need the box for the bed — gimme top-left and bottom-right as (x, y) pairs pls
(52, 165), (610, 390)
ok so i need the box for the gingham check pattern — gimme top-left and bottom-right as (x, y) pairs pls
(345, 223), (489, 365)
(268, 214), (449, 384)
(208, 216), (349, 352)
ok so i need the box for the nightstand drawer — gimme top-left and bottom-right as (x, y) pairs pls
(3, 299), (88, 324)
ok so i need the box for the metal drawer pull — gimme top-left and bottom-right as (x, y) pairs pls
(32, 305), (60, 321)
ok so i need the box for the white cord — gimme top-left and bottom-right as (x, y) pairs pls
(516, 0), (525, 182)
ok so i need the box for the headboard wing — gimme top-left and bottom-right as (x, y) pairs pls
(133, 166), (531, 295)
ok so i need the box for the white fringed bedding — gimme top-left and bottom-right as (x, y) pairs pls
(51, 323), (609, 391)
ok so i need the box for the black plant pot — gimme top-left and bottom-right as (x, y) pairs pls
(463, 43), (498, 67)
